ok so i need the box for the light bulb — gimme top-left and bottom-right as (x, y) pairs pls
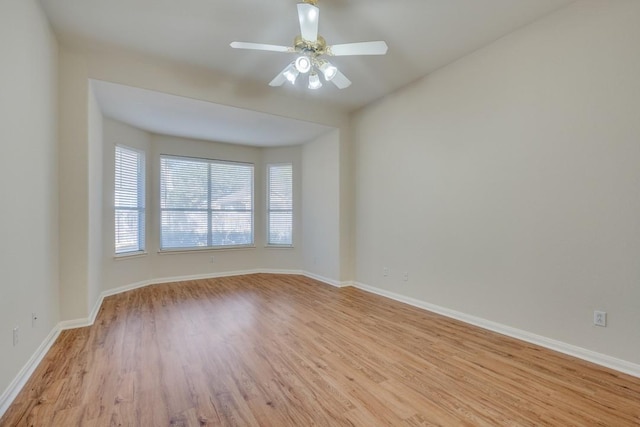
(319, 62), (338, 81)
(283, 64), (299, 84)
(295, 56), (312, 74)
(308, 72), (322, 90)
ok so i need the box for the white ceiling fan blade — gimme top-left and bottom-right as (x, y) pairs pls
(230, 42), (291, 53)
(269, 64), (292, 87)
(331, 70), (352, 89)
(297, 3), (319, 43)
(269, 72), (288, 87)
(329, 41), (388, 56)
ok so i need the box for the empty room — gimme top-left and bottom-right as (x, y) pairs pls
(1, 0), (640, 425)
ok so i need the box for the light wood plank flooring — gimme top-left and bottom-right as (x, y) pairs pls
(2, 274), (639, 426)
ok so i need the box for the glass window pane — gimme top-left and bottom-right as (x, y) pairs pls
(160, 156), (254, 250)
(211, 163), (253, 210)
(161, 157), (208, 209)
(115, 146), (145, 254)
(211, 211), (253, 246)
(269, 211), (292, 245)
(267, 164), (293, 245)
(115, 209), (140, 253)
(161, 211), (208, 249)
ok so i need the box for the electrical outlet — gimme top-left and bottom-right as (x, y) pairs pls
(594, 311), (607, 327)
(32, 313), (38, 328)
(13, 326), (19, 346)
(383, 267), (389, 277)
(210, 256), (215, 263)
(402, 272), (409, 282)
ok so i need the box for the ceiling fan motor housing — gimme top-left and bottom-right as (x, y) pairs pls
(294, 35), (327, 57)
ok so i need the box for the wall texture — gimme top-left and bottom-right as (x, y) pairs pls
(352, 0), (640, 364)
(0, 0), (59, 403)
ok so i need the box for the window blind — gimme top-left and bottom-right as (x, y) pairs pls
(115, 145), (145, 254)
(267, 164), (293, 245)
(160, 156), (254, 249)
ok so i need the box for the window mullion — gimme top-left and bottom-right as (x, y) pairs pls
(208, 162), (213, 247)
(137, 154), (145, 251)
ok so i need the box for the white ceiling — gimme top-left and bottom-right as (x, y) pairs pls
(92, 80), (335, 147)
(41, 0), (573, 145)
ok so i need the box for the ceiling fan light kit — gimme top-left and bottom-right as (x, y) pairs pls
(230, 0), (388, 91)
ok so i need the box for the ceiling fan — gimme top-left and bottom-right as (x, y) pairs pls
(230, 0), (388, 90)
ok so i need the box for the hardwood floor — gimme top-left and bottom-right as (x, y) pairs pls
(2, 274), (639, 426)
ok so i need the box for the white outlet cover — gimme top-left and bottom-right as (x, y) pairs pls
(594, 311), (607, 327)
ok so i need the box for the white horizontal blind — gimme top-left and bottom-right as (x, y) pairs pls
(267, 164), (293, 245)
(160, 156), (254, 249)
(115, 145), (145, 254)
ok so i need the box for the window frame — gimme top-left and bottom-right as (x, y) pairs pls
(114, 144), (146, 256)
(266, 162), (294, 247)
(159, 154), (255, 252)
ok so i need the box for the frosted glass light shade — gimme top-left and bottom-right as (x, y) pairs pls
(308, 72), (322, 90)
(283, 64), (300, 84)
(320, 62), (338, 81)
(295, 56), (312, 74)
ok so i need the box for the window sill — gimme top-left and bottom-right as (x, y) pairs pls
(158, 246), (256, 255)
(265, 245), (295, 249)
(114, 251), (148, 260)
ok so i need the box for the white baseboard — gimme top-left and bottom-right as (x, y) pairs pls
(99, 269), (269, 299)
(352, 281), (640, 379)
(262, 268), (304, 276)
(303, 271), (349, 288)
(58, 295), (105, 331)
(0, 326), (61, 418)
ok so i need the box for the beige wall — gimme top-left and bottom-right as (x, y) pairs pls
(0, 0), (59, 402)
(352, 0), (640, 364)
(302, 130), (341, 281)
(87, 86), (103, 313)
(339, 124), (355, 282)
(58, 48), (90, 320)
